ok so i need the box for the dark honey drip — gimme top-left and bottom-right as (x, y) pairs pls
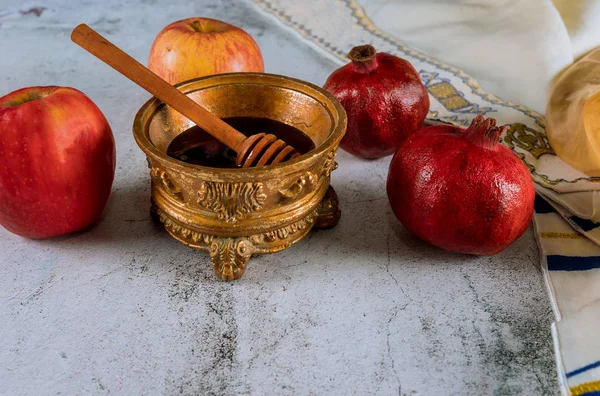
(167, 117), (315, 168)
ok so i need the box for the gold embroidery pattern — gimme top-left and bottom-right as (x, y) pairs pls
(541, 232), (584, 240)
(428, 81), (471, 111)
(504, 123), (554, 158)
(571, 380), (600, 396)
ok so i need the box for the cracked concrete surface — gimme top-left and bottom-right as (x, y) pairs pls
(0, 0), (557, 394)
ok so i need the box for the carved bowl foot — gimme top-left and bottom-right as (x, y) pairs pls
(315, 185), (341, 229)
(209, 237), (252, 281)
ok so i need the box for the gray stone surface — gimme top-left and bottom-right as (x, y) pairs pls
(0, 0), (557, 394)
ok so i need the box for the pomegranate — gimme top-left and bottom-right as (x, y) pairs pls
(323, 44), (429, 159)
(386, 115), (535, 255)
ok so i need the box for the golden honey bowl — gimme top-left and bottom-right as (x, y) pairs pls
(133, 73), (347, 281)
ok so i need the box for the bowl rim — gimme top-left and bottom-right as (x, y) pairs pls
(132, 72), (346, 176)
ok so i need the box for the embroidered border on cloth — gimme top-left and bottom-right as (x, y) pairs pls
(252, 0), (600, 192)
(568, 361), (600, 379)
(571, 380), (600, 396)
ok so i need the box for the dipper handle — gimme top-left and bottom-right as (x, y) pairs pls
(71, 24), (247, 151)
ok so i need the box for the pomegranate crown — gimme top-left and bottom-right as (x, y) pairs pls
(347, 44), (378, 73)
(464, 115), (509, 148)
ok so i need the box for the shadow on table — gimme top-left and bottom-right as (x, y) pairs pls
(33, 176), (167, 250)
(236, 179), (484, 284)
(28, 172), (524, 285)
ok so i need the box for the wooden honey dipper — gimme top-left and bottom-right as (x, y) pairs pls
(71, 24), (300, 167)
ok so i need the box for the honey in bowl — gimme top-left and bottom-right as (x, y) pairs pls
(167, 117), (315, 168)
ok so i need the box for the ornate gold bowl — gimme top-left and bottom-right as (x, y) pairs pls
(133, 73), (346, 281)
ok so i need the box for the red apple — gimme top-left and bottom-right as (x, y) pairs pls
(148, 17), (264, 85)
(0, 86), (115, 239)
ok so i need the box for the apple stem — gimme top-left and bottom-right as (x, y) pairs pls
(189, 20), (204, 33)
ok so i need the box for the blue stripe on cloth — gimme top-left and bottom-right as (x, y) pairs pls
(534, 195), (556, 214)
(580, 391), (600, 396)
(570, 216), (600, 232)
(547, 256), (600, 271)
(566, 360), (600, 378)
